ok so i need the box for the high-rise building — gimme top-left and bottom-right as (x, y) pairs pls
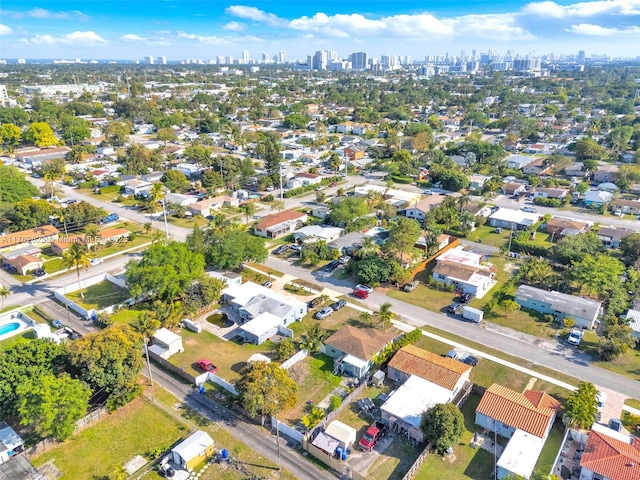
(17, 59), (26, 64)
(312, 50), (328, 70)
(157, 56), (167, 65)
(144, 56), (154, 65)
(277, 51), (287, 64)
(0, 85), (9, 107)
(261, 52), (270, 63)
(351, 52), (367, 70)
(577, 50), (586, 64)
(242, 50), (249, 64)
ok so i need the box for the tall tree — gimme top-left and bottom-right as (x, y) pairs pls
(0, 123), (22, 152)
(564, 382), (598, 429)
(377, 302), (395, 327)
(0, 285), (9, 309)
(384, 217), (422, 266)
(421, 403), (465, 455)
(23, 122), (59, 147)
(62, 244), (91, 298)
(241, 202), (256, 225)
(204, 228), (267, 269)
(17, 374), (90, 441)
(235, 361), (298, 425)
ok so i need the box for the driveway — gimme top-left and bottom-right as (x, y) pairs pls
(346, 432), (396, 476)
(596, 385), (626, 426)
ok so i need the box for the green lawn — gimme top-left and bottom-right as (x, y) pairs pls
(66, 280), (130, 310)
(535, 421), (565, 473)
(335, 385), (389, 439)
(625, 398), (640, 409)
(465, 225), (510, 248)
(32, 397), (186, 479)
(279, 353), (343, 425)
(170, 329), (276, 381)
(579, 331), (640, 382)
(0, 329), (35, 352)
(368, 435), (422, 480)
(166, 216), (209, 228)
(243, 263), (284, 278)
(414, 395), (494, 480)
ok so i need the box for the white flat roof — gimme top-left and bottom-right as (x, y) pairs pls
(489, 208), (540, 225)
(497, 429), (545, 479)
(239, 312), (281, 336)
(437, 246), (482, 267)
(223, 281), (306, 310)
(325, 420), (357, 444)
(625, 309), (640, 333)
(153, 327), (181, 345)
(343, 354), (368, 370)
(381, 375), (452, 429)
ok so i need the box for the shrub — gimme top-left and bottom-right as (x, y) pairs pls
(328, 395), (342, 412)
(100, 185), (121, 194)
(391, 175), (413, 184)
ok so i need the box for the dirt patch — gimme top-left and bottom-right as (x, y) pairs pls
(504, 262), (518, 274)
(288, 361), (310, 384)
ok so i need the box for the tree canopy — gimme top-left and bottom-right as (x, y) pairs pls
(564, 382), (598, 429)
(421, 403), (465, 454)
(0, 165), (40, 204)
(203, 228), (267, 269)
(23, 122), (59, 147)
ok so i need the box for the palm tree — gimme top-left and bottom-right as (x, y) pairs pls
(143, 222), (152, 234)
(241, 202), (256, 225)
(61, 244), (90, 298)
(148, 183), (166, 214)
(358, 311), (372, 326)
(84, 223), (101, 253)
(301, 324), (329, 353)
(457, 194), (471, 213)
(376, 302), (395, 328)
(0, 285), (9, 309)
(271, 200), (285, 212)
(151, 230), (164, 244)
(132, 311), (161, 386)
(315, 191), (327, 204)
(358, 237), (379, 257)
(58, 212), (68, 236)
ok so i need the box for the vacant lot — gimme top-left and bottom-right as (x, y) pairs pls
(580, 330), (640, 382)
(414, 395), (494, 480)
(368, 435), (422, 480)
(66, 280), (130, 310)
(32, 397), (185, 479)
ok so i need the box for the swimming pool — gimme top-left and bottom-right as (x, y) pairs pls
(0, 322), (19, 336)
(0, 312), (32, 342)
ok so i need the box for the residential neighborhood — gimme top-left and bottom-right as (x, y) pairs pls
(1, 49), (640, 480)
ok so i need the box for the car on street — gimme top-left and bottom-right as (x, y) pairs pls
(330, 182), (338, 187)
(330, 300), (347, 311)
(462, 355), (479, 367)
(266, 186), (275, 192)
(315, 186), (325, 191)
(423, 189), (433, 195)
(567, 328), (583, 346)
(596, 391), (607, 413)
(447, 303), (464, 314)
(355, 284), (373, 294)
(262, 281), (272, 289)
(273, 245), (290, 255)
(352, 289), (369, 299)
(324, 260), (340, 273)
(315, 307), (334, 320)
(52, 320), (64, 329)
(197, 359), (218, 373)
(521, 206), (537, 213)
(89, 257), (104, 266)
(613, 209), (622, 216)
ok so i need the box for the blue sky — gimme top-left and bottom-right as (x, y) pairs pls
(1, 1), (640, 60)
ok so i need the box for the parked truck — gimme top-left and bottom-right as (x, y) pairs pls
(358, 420), (387, 451)
(462, 306), (484, 323)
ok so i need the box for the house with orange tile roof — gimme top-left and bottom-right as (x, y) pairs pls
(97, 227), (130, 244)
(0, 225), (60, 252)
(578, 422), (640, 480)
(476, 383), (561, 480)
(387, 344), (471, 396)
(6, 254), (43, 275)
(321, 325), (399, 379)
(254, 210), (308, 239)
(50, 234), (87, 255)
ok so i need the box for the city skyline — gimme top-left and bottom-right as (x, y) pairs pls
(1, 0), (640, 60)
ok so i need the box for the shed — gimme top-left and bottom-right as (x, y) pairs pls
(247, 353), (271, 364)
(371, 370), (385, 387)
(171, 430), (215, 471)
(324, 420), (357, 450)
(311, 431), (340, 455)
(0, 422), (24, 463)
(152, 328), (184, 359)
(239, 312), (282, 345)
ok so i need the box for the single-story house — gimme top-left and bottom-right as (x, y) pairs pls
(598, 182), (619, 193)
(565, 162), (588, 178)
(50, 235), (86, 255)
(506, 155), (535, 170)
(401, 196), (444, 222)
(475, 384), (560, 479)
(141, 172), (164, 183)
(286, 172), (321, 189)
(170, 430), (215, 471)
(97, 227), (130, 244)
(468, 175), (491, 192)
(515, 284), (602, 329)
(533, 187), (569, 200)
(321, 325), (398, 379)
(254, 210), (308, 239)
(388, 345), (472, 399)
(610, 198), (640, 215)
(123, 179), (153, 196)
(327, 231), (367, 256)
(416, 233), (453, 252)
(188, 196), (238, 217)
(164, 193), (198, 207)
(238, 312), (293, 345)
(624, 309), (640, 339)
(311, 205), (330, 219)
(501, 182), (526, 196)
(0, 422), (24, 464)
(488, 208), (540, 230)
(583, 190), (613, 208)
(6, 254), (43, 275)
(149, 328), (184, 359)
(292, 225), (344, 244)
(545, 218), (588, 238)
(222, 282), (307, 341)
(432, 246), (497, 299)
(380, 375), (453, 443)
(206, 270), (242, 288)
(598, 226), (636, 249)
(578, 422), (640, 480)
(16, 147), (70, 166)
(0, 225), (59, 251)
(522, 157), (552, 175)
(323, 420), (357, 450)
(0, 246), (42, 262)
(592, 164), (619, 183)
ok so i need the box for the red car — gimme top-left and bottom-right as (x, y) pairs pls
(197, 359), (218, 373)
(353, 289), (369, 299)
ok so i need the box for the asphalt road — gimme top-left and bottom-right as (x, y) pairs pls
(264, 255), (640, 398)
(147, 364), (336, 480)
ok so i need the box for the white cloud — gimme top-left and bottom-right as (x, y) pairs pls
(177, 31), (234, 45)
(120, 34), (144, 41)
(30, 31), (107, 45)
(26, 8), (89, 20)
(225, 6), (285, 27)
(566, 23), (640, 35)
(0, 24), (12, 35)
(523, 0), (640, 18)
(447, 13), (535, 40)
(222, 21), (245, 31)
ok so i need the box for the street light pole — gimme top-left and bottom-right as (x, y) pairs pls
(275, 411), (281, 473)
(144, 339), (153, 387)
(161, 197), (169, 239)
(279, 164), (284, 203)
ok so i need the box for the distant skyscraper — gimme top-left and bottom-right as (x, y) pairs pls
(312, 50), (328, 70)
(157, 56), (167, 65)
(17, 59), (26, 64)
(577, 50), (586, 64)
(261, 52), (270, 63)
(351, 52), (367, 70)
(277, 51), (287, 64)
(144, 56), (154, 65)
(0, 85), (9, 107)
(242, 50), (249, 64)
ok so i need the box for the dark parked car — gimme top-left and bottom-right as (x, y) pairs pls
(447, 303), (464, 314)
(462, 355), (479, 367)
(324, 260), (340, 273)
(308, 297), (322, 309)
(159, 465), (175, 478)
(330, 300), (347, 311)
(273, 245), (290, 255)
(262, 281), (272, 288)
(459, 293), (473, 303)
(32, 268), (46, 277)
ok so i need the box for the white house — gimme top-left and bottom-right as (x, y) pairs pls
(254, 211), (308, 239)
(286, 172), (321, 189)
(488, 208), (540, 230)
(624, 309), (640, 339)
(238, 312), (290, 345)
(206, 270), (242, 288)
(292, 225), (344, 244)
(432, 246), (497, 299)
(497, 429), (546, 480)
(0, 422), (24, 464)
(164, 193), (198, 207)
(150, 328), (184, 359)
(123, 179), (153, 196)
(402, 196), (444, 222)
(175, 163), (202, 178)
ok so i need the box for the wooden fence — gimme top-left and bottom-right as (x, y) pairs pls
(400, 443), (432, 480)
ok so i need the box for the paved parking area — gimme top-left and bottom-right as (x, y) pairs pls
(596, 385), (626, 426)
(346, 432), (396, 476)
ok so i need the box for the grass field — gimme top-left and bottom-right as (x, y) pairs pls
(414, 395), (494, 480)
(579, 331), (640, 382)
(32, 397), (186, 479)
(66, 280), (130, 310)
(368, 435), (422, 480)
(535, 422), (565, 473)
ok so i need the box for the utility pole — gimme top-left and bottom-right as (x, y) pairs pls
(507, 222), (516, 253)
(161, 197), (170, 239)
(343, 153), (348, 181)
(144, 340), (153, 386)
(279, 164), (284, 202)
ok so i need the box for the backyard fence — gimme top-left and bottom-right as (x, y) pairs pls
(149, 351), (197, 384)
(302, 439), (351, 477)
(25, 407), (108, 459)
(206, 373), (239, 396)
(271, 416), (304, 444)
(400, 443), (432, 480)
(281, 348), (308, 370)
